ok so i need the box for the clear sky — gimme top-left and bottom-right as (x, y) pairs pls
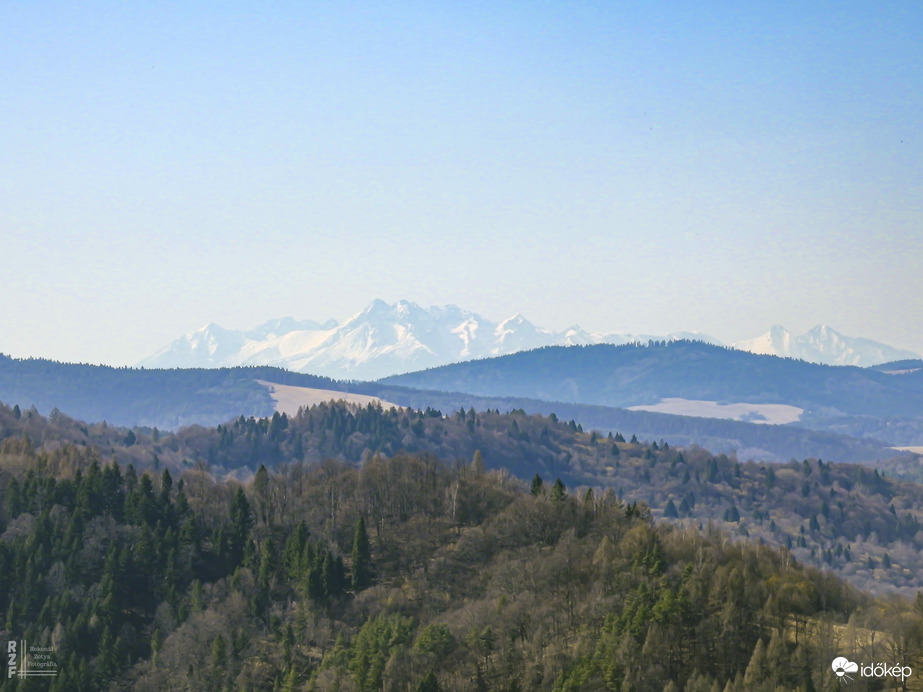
(2, 1), (921, 365)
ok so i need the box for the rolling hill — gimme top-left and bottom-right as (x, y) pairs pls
(2, 400), (922, 597)
(0, 351), (909, 465)
(381, 341), (923, 446)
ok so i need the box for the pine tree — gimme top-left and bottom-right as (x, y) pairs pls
(743, 638), (768, 688)
(551, 478), (567, 502)
(96, 625), (119, 683)
(584, 487), (595, 509)
(211, 634), (228, 670)
(281, 666), (299, 692)
(530, 474), (544, 496)
(352, 517), (373, 591)
(226, 487), (253, 570)
(417, 670), (443, 692)
(471, 450), (485, 475)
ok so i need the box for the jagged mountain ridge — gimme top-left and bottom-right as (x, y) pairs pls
(139, 300), (918, 379)
(138, 299), (720, 380)
(732, 324), (918, 366)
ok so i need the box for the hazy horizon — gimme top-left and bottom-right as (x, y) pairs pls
(142, 297), (918, 361)
(3, 295), (920, 368)
(3, 2), (921, 365)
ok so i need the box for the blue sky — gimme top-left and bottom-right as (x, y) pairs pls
(2, 1), (921, 365)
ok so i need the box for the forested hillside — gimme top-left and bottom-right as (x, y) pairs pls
(163, 403), (923, 596)
(0, 355), (340, 429)
(1, 401), (922, 597)
(381, 341), (923, 445)
(364, 388), (895, 464)
(1, 351), (912, 462)
(381, 342), (923, 417)
(1, 433), (922, 691)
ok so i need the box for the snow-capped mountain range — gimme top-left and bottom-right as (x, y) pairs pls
(138, 300), (919, 380)
(730, 324), (918, 368)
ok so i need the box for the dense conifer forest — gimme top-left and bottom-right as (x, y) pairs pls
(0, 403), (922, 689)
(1, 400), (923, 597)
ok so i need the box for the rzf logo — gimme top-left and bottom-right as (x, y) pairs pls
(7, 640), (16, 678)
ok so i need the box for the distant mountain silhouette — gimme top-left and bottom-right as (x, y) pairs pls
(382, 341), (923, 417)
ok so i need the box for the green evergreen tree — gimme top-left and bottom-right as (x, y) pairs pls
(211, 633), (228, 669)
(584, 487), (595, 509)
(471, 450), (485, 475)
(281, 666), (299, 692)
(228, 486), (253, 568)
(723, 504), (740, 523)
(530, 474), (544, 496)
(352, 517), (373, 591)
(417, 670), (443, 692)
(551, 478), (567, 502)
(96, 625), (119, 683)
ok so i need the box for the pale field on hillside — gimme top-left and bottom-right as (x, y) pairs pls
(628, 397), (803, 424)
(256, 380), (399, 416)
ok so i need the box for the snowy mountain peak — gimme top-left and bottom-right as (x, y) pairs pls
(394, 300), (414, 316)
(493, 314), (555, 354)
(560, 325), (596, 346)
(734, 325), (795, 357)
(361, 298), (392, 316)
(733, 325), (917, 367)
(138, 322), (245, 369)
(496, 313), (540, 332)
(355, 299), (430, 324)
(139, 302), (916, 379)
(138, 301), (597, 378)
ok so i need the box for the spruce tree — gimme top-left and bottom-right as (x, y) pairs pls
(417, 670), (443, 692)
(583, 487), (595, 508)
(551, 478), (567, 502)
(228, 487), (253, 569)
(352, 517), (373, 591)
(471, 450), (485, 475)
